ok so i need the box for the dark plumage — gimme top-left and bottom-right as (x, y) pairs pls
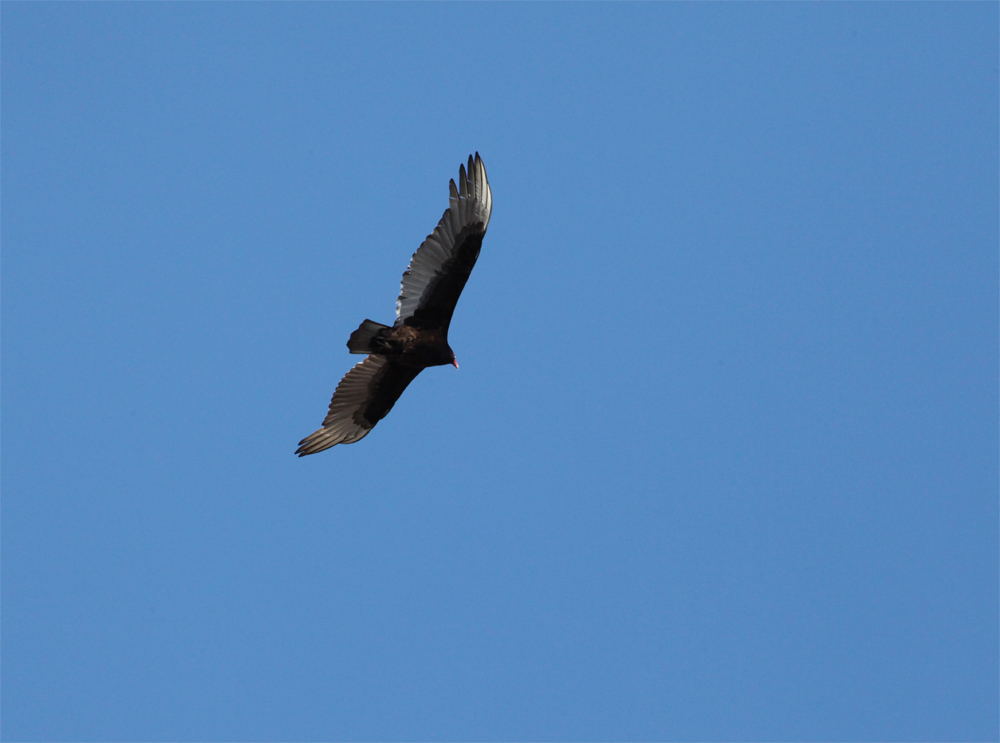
(296, 153), (492, 456)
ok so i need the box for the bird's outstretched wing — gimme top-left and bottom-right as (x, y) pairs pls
(396, 153), (492, 330)
(296, 354), (422, 456)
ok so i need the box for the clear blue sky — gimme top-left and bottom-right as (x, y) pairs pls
(3, 4), (997, 741)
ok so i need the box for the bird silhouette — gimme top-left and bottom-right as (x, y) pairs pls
(297, 153), (492, 456)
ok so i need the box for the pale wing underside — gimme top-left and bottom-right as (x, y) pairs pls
(396, 153), (492, 325)
(296, 354), (421, 456)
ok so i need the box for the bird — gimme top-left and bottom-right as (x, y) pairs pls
(296, 153), (492, 456)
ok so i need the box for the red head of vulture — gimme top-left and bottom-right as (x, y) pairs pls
(297, 153), (492, 456)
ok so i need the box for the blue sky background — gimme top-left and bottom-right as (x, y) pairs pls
(2, 4), (997, 741)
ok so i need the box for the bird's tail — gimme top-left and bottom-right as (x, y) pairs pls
(347, 319), (390, 354)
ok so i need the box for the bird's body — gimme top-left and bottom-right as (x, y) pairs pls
(354, 323), (455, 368)
(297, 153), (492, 456)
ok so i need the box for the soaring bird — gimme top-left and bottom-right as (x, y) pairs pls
(296, 153), (492, 456)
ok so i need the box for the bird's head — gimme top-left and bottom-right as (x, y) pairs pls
(436, 343), (458, 369)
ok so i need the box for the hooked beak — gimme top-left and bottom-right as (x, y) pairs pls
(451, 358), (459, 369)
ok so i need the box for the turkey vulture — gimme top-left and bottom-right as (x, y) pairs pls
(296, 153), (492, 456)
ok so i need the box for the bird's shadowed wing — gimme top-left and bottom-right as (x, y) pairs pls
(396, 153), (492, 330)
(296, 354), (422, 456)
